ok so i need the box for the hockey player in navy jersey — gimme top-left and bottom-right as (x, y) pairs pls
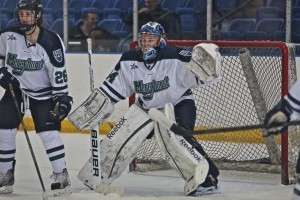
(264, 79), (300, 200)
(69, 21), (222, 196)
(0, 0), (72, 196)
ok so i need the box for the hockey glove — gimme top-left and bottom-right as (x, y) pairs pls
(0, 67), (20, 90)
(49, 95), (73, 123)
(263, 98), (293, 137)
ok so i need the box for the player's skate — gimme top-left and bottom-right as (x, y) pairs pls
(0, 168), (14, 194)
(50, 168), (71, 196)
(189, 175), (221, 196)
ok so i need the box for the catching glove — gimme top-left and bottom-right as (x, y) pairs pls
(49, 95), (73, 122)
(0, 67), (20, 90)
(264, 98), (293, 137)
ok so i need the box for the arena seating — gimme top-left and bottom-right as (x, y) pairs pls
(97, 18), (123, 33)
(219, 18), (256, 41)
(292, 18), (300, 43)
(256, 7), (283, 21)
(175, 8), (200, 39)
(50, 18), (75, 37)
(0, 0), (299, 48)
(244, 18), (284, 41)
(0, 17), (8, 30)
(161, 0), (185, 12)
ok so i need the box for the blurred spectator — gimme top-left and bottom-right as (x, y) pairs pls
(69, 11), (98, 41)
(89, 28), (120, 52)
(124, 0), (171, 32)
(69, 11), (119, 52)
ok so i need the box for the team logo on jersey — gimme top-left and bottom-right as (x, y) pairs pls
(130, 63), (138, 70)
(179, 50), (192, 56)
(134, 76), (170, 101)
(7, 34), (16, 41)
(6, 53), (43, 76)
(53, 49), (63, 63)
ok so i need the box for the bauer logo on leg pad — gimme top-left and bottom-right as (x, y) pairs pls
(91, 129), (100, 177)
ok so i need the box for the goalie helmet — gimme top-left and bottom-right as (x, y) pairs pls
(16, 0), (44, 32)
(138, 21), (166, 61)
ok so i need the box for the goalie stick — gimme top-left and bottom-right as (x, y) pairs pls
(87, 38), (101, 189)
(85, 39), (123, 196)
(148, 108), (300, 136)
(238, 48), (280, 164)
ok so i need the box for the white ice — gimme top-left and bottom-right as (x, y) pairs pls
(0, 132), (294, 200)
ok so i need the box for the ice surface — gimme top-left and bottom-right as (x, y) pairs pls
(0, 132), (294, 200)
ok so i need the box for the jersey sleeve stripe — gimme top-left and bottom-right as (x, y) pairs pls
(23, 86), (52, 93)
(288, 93), (300, 105)
(52, 85), (68, 91)
(103, 82), (126, 100)
(30, 91), (53, 98)
(100, 87), (118, 103)
(286, 93), (300, 112)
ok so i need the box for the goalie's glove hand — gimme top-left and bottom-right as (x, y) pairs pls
(0, 67), (20, 90)
(263, 99), (293, 137)
(49, 95), (73, 122)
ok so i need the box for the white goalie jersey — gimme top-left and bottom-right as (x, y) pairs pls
(0, 26), (68, 100)
(100, 46), (221, 109)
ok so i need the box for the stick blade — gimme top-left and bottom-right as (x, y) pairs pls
(42, 192), (48, 200)
(95, 184), (124, 197)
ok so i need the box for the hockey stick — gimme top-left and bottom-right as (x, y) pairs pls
(9, 84), (48, 200)
(86, 39), (124, 196)
(87, 38), (102, 189)
(148, 108), (300, 136)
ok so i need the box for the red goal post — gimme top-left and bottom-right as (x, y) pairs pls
(129, 40), (297, 185)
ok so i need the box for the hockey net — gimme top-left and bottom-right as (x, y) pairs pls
(129, 40), (298, 185)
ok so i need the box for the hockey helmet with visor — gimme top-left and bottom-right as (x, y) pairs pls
(138, 21), (166, 61)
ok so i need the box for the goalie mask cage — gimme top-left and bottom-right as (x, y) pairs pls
(129, 40), (298, 185)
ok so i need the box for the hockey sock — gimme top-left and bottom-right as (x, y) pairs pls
(0, 129), (17, 173)
(38, 131), (66, 173)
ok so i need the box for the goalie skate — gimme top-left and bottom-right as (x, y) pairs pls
(189, 175), (221, 196)
(50, 168), (71, 197)
(0, 169), (14, 194)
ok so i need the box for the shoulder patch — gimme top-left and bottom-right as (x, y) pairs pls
(53, 48), (63, 63)
(179, 50), (192, 56)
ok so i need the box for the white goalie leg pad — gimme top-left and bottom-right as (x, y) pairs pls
(77, 157), (93, 189)
(77, 158), (124, 196)
(101, 104), (154, 185)
(154, 103), (209, 196)
(186, 43), (222, 84)
(68, 88), (114, 130)
(77, 104), (154, 188)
